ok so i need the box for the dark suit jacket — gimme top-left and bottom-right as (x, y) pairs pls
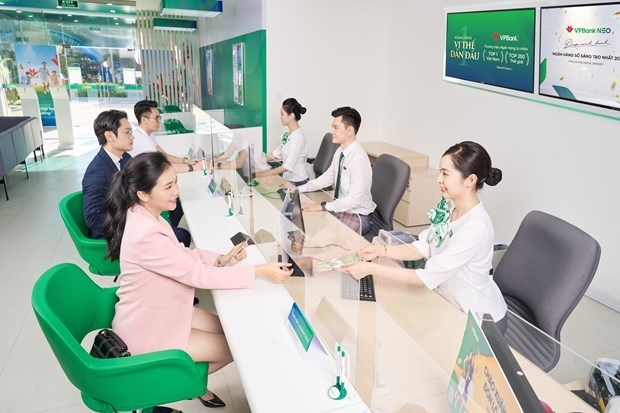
(82, 147), (131, 239)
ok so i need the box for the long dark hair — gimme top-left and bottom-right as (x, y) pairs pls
(104, 152), (172, 261)
(282, 98), (307, 121)
(443, 141), (502, 190)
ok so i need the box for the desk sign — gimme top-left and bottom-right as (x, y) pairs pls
(287, 302), (328, 360)
(206, 177), (221, 197)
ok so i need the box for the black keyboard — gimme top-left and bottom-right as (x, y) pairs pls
(341, 274), (376, 302)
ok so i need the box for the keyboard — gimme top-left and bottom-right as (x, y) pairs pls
(341, 274), (376, 302)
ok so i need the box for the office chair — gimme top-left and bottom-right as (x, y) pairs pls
(307, 133), (339, 178)
(493, 210), (601, 372)
(31, 263), (209, 413)
(365, 154), (410, 241)
(59, 191), (120, 277)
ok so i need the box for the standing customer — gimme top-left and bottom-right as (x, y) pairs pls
(343, 141), (508, 331)
(256, 98), (310, 186)
(104, 152), (292, 408)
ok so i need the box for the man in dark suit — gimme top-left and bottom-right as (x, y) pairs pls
(82, 109), (191, 247)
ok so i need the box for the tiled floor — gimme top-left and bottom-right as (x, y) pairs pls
(1, 100), (619, 412)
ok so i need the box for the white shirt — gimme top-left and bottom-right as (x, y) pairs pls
(298, 140), (376, 215)
(271, 128), (309, 182)
(414, 201), (507, 322)
(129, 126), (158, 157)
(103, 147), (124, 171)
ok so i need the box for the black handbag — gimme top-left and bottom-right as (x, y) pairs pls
(90, 329), (131, 358)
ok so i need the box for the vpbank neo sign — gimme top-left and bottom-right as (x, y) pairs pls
(58, 0), (79, 8)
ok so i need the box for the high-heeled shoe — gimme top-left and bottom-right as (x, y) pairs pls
(198, 392), (226, 408)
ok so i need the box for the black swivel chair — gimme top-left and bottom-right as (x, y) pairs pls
(493, 210), (601, 372)
(307, 133), (339, 178)
(365, 154), (411, 241)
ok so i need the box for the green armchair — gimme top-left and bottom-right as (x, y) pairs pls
(31, 263), (209, 413)
(59, 191), (120, 276)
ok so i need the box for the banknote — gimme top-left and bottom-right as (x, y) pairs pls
(315, 252), (360, 273)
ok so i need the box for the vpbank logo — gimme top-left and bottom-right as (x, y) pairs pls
(493, 32), (519, 41)
(566, 25), (612, 34)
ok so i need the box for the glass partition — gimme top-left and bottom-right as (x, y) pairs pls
(169, 106), (616, 412)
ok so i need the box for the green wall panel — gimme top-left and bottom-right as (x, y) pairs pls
(200, 30), (266, 149)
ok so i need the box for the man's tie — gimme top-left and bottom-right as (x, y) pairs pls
(119, 157), (126, 170)
(334, 152), (345, 199)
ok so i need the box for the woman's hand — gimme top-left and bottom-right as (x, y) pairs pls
(220, 243), (247, 266)
(255, 262), (293, 282)
(359, 244), (384, 261)
(342, 261), (376, 280)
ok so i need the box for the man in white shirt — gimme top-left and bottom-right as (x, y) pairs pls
(129, 100), (200, 173)
(130, 100), (200, 239)
(294, 106), (376, 235)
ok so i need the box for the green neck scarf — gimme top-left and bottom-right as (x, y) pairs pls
(281, 132), (289, 146)
(427, 198), (452, 247)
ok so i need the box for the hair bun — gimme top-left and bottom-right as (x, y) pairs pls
(485, 167), (502, 186)
(300, 107), (307, 115)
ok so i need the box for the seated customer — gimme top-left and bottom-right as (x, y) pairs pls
(104, 152), (292, 408)
(255, 98), (309, 186)
(291, 106), (376, 235)
(343, 141), (508, 331)
(82, 109), (191, 247)
(130, 99), (199, 232)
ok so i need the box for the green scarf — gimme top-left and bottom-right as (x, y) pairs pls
(427, 198), (452, 247)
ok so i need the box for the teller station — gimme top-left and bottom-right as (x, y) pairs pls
(155, 108), (610, 413)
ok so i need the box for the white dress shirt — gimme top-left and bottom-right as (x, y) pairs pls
(298, 140), (376, 215)
(413, 201), (507, 322)
(103, 147), (124, 170)
(271, 128), (309, 182)
(129, 126), (158, 157)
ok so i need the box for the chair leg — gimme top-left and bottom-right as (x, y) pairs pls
(1, 177), (8, 201)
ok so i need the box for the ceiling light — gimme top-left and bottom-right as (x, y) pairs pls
(110, 10), (116, 13)
(74, 19), (78, 22)
(16, 10), (22, 13)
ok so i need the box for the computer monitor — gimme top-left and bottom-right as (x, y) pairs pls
(279, 189), (306, 276)
(447, 312), (546, 412)
(240, 142), (256, 187)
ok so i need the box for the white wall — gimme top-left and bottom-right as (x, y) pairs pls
(196, 0), (264, 46)
(383, 0), (620, 311)
(264, 1), (391, 156)
(199, 0), (620, 311)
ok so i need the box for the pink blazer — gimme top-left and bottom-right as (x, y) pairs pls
(112, 204), (254, 354)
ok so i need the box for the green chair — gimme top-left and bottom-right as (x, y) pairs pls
(59, 191), (120, 276)
(32, 263), (209, 413)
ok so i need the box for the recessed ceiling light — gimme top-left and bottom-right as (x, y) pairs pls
(68, 14), (72, 16)
(113, 17), (118, 20)
(110, 10), (116, 13)
(16, 10), (22, 13)
(74, 19), (78, 22)
(107, 2), (113, 5)
(115, 22), (119, 25)
(28, 15), (33, 18)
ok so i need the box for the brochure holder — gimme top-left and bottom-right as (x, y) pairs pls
(50, 86), (74, 148)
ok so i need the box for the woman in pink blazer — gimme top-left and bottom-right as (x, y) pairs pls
(103, 152), (292, 408)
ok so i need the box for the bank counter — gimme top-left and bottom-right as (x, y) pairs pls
(157, 111), (604, 413)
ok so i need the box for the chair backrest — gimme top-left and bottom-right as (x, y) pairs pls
(31, 263), (119, 409)
(368, 154), (411, 237)
(313, 133), (339, 177)
(32, 263), (208, 412)
(58, 191), (120, 276)
(493, 210), (600, 370)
